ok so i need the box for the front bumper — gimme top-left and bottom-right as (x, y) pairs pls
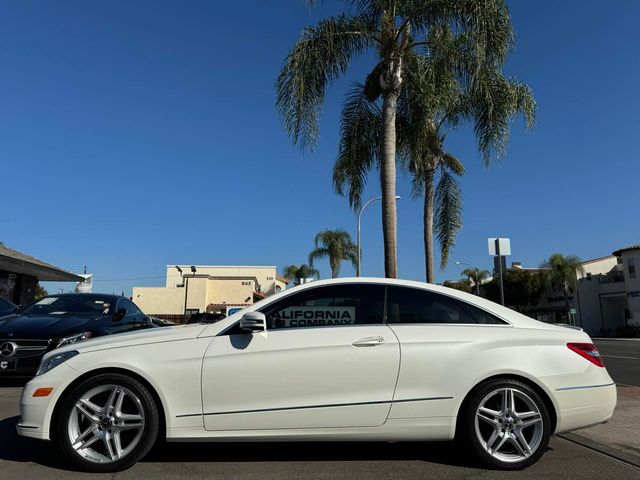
(16, 363), (80, 441)
(0, 355), (43, 378)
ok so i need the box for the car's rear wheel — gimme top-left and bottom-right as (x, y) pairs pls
(463, 378), (551, 469)
(54, 373), (159, 472)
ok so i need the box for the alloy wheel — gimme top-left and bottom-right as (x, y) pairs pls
(67, 384), (146, 464)
(474, 387), (544, 463)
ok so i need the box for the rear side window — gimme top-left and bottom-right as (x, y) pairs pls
(386, 286), (506, 325)
(259, 284), (385, 330)
(118, 299), (141, 315)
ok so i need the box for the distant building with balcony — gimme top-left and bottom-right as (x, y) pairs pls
(507, 245), (640, 337)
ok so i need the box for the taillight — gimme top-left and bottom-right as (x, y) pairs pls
(567, 343), (605, 367)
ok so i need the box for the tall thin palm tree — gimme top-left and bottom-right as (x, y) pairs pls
(281, 264), (320, 286)
(277, 0), (515, 278)
(540, 254), (585, 319)
(308, 229), (358, 278)
(333, 25), (535, 283)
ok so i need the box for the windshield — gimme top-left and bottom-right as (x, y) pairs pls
(21, 296), (114, 316)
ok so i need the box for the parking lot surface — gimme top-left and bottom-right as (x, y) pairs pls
(2, 384), (639, 479)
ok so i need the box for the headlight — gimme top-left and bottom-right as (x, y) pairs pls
(56, 331), (92, 348)
(36, 350), (79, 376)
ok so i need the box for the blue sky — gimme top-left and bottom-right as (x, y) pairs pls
(1, 0), (638, 296)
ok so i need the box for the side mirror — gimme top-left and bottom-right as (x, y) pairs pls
(239, 311), (267, 333)
(114, 308), (127, 321)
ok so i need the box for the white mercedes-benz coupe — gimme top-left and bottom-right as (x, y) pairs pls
(17, 278), (616, 472)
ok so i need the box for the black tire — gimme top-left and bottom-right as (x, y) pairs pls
(461, 378), (551, 470)
(53, 372), (159, 472)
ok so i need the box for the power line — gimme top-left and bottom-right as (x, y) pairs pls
(92, 275), (167, 283)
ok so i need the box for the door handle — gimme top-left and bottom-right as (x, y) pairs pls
(352, 336), (384, 347)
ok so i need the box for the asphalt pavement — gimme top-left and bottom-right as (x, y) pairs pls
(1, 383), (639, 479)
(594, 339), (640, 386)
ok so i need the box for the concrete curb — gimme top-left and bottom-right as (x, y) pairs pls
(557, 433), (640, 470)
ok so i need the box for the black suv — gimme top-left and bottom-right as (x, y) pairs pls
(0, 293), (155, 377)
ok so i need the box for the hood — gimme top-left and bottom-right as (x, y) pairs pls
(56, 322), (210, 355)
(0, 313), (105, 339)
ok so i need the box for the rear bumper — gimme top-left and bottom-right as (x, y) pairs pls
(554, 383), (617, 434)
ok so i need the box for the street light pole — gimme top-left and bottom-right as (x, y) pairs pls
(356, 195), (400, 277)
(175, 266), (186, 314)
(455, 261), (481, 295)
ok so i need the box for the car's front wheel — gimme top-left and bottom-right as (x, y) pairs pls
(463, 378), (551, 469)
(53, 372), (159, 472)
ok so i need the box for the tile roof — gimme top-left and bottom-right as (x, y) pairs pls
(612, 245), (640, 257)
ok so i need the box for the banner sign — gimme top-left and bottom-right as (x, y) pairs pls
(271, 306), (356, 328)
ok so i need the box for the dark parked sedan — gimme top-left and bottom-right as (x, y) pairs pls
(0, 293), (154, 377)
(0, 296), (18, 318)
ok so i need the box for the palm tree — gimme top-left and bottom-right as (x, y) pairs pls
(277, 0), (515, 278)
(281, 265), (301, 285)
(308, 229), (358, 278)
(461, 267), (491, 295)
(281, 264), (321, 286)
(333, 35), (535, 282)
(540, 254), (585, 319)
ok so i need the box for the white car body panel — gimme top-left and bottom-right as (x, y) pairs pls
(201, 325), (400, 430)
(17, 278), (616, 444)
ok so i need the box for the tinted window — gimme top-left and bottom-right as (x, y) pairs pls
(386, 286), (506, 325)
(21, 295), (114, 315)
(118, 299), (141, 315)
(259, 284), (385, 330)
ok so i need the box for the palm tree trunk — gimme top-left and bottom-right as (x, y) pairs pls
(423, 167), (436, 283)
(381, 89), (398, 279)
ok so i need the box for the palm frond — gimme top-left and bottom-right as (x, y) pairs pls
(281, 265), (299, 282)
(469, 73), (537, 165)
(308, 247), (330, 266)
(434, 169), (463, 270)
(441, 153), (464, 176)
(297, 264), (320, 281)
(333, 83), (381, 209)
(276, 14), (377, 152)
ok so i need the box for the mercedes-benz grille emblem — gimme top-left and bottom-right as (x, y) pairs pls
(0, 342), (18, 358)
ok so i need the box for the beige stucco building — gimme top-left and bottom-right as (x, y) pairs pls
(132, 265), (288, 316)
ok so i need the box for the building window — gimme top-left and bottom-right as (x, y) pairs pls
(629, 258), (636, 279)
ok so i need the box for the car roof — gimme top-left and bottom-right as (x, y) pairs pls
(45, 293), (123, 301)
